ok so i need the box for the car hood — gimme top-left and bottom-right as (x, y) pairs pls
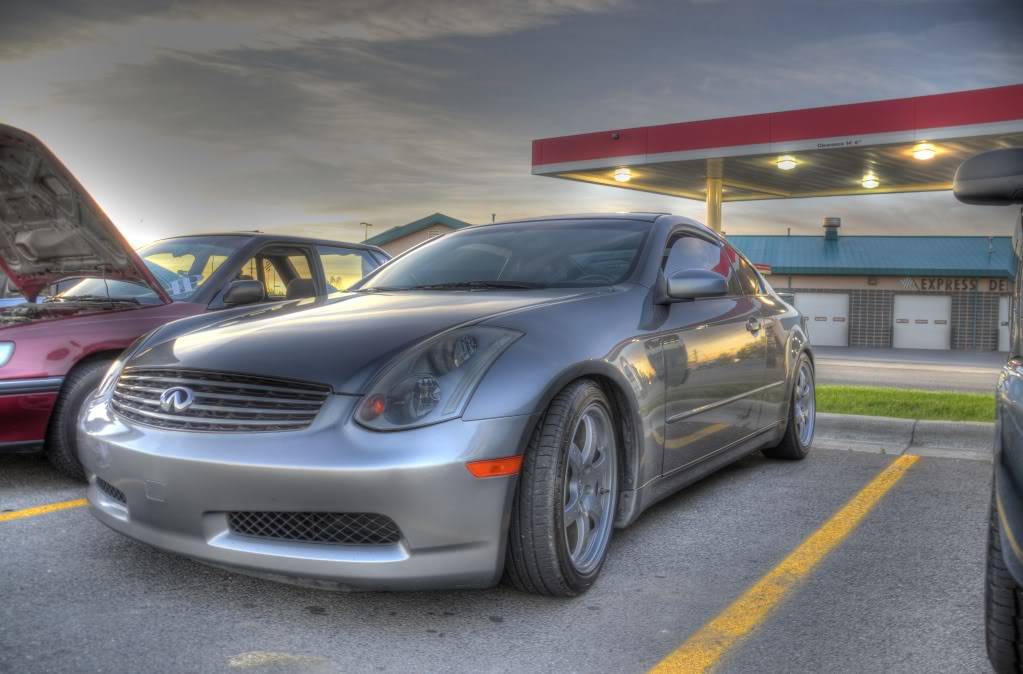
(0, 124), (170, 302)
(129, 289), (598, 393)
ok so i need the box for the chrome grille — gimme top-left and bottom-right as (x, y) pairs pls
(96, 477), (126, 505)
(111, 368), (331, 432)
(228, 512), (402, 545)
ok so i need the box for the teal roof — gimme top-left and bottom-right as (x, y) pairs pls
(729, 235), (1014, 278)
(365, 212), (472, 246)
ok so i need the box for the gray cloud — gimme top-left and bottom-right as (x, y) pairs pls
(0, 0), (629, 59)
(1, 0), (1020, 245)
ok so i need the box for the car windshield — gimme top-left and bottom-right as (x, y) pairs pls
(50, 235), (247, 304)
(358, 220), (650, 291)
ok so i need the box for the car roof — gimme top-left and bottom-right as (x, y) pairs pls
(492, 212), (668, 225)
(482, 213), (721, 242)
(153, 232), (387, 255)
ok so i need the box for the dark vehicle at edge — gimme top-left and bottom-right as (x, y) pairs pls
(953, 146), (1023, 673)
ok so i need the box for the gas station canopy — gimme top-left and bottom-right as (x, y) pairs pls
(531, 84), (1023, 230)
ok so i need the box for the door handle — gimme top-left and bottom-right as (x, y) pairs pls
(746, 317), (762, 333)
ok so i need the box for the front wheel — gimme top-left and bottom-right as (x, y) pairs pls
(763, 353), (815, 460)
(986, 494), (1023, 673)
(504, 379), (619, 596)
(45, 359), (111, 481)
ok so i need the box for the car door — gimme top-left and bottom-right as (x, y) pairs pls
(731, 250), (786, 426)
(660, 233), (768, 475)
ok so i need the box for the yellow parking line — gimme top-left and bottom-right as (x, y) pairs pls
(0, 498), (88, 522)
(650, 453), (920, 674)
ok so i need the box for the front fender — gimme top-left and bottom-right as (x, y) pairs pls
(464, 325), (667, 524)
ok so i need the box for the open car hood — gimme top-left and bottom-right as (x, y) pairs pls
(0, 124), (170, 303)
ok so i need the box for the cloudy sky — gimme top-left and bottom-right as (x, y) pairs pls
(3, 0), (1022, 245)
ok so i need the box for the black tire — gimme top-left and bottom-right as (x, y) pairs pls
(762, 353), (814, 460)
(987, 494), (1023, 673)
(504, 379), (619, 597)
(45, 358), (112, 481)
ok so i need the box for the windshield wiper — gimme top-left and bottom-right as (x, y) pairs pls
(49, 295), (141, 305)
(395, 281), (546, 291)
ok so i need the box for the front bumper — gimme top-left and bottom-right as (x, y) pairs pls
(0, 376), (63, 446)
(79, 394), (534, 590)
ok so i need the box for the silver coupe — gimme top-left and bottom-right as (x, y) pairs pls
(80, 213), (815, 596)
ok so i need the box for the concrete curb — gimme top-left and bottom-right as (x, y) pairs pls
(814, 412), (994, 461)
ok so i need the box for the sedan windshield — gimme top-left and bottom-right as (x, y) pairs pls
(359, 220), (649, 291)
(51, 235), (247, 304)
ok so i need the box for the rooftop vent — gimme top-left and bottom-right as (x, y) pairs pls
(823, 217), (841, 241)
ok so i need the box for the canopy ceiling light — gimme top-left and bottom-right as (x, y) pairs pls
(613, 167), (632, 182)
(776, 155), (798, 171)
(861, 174), (880, 189)
(912, 142), (936, 160)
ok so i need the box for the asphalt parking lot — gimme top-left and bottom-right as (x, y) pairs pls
(1, 446), (991, 674)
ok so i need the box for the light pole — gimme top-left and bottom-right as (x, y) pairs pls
(360, 222), (373, 242)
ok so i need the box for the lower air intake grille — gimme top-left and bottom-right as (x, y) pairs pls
(227, 512), (402, 545)
(96, 477), (126, 505)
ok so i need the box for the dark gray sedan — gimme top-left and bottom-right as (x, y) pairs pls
(79, 213), (815, 596)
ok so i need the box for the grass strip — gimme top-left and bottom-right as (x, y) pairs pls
(816, 385), (995, 422)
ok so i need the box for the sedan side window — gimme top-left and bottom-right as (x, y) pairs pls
(731, 251), (765, 296)
(236, 247), (316, 301)
(317, 247), (378, 292)
(664, 235), (742, 295)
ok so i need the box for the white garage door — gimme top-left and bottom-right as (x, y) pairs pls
(1000, 296), (1011, 353)
(893, 295), (951, 350)
(794, 293), (849, 347)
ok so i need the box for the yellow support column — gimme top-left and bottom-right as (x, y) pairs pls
(705, 175), (723, 234)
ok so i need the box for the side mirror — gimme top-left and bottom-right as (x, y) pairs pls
(222, 279), (264, 306)
(953, 148), (1023, 205)
(666, 269), (728, 301)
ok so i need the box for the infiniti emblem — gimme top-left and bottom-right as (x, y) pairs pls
(159, 386), (195, 413)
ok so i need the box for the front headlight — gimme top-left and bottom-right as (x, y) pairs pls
(0, 342), (14, 367)
(355, 326), (521, 431)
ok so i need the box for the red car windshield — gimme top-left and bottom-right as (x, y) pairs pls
(51, 235), (247, 304)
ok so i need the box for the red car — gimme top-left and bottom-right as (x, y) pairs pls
(0, 124), (388, 478)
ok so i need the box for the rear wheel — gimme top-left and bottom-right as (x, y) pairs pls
(763, 353), (814, 460)
(987, 494), (1023, 673)
(45, 358), (111, 481)
(504, 379), (619, 596)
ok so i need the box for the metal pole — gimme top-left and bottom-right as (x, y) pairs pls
(705, 176), (723, 234)
(360, 222), (372, 241)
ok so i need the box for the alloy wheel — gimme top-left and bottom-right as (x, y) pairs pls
(793, 361), (816, 446)
(562, 402), (617, 574)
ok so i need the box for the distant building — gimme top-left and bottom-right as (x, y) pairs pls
(365, 213), (472, 256)
(732, 218), (1015, 352)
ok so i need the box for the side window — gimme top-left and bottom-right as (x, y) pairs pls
(730, 250), (764, 296)
(236, 247), (315, 301)
(317, 247), (378, 292)
(664, 235), (741, 295)
(198, 255), (229, 285)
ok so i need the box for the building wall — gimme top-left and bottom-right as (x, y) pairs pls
(377, 224), (456, 256)
(770, 275), (1010, 351)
